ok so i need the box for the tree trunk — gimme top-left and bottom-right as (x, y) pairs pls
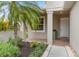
(14, 22), (18, 39)
(23, 21), (27, 39)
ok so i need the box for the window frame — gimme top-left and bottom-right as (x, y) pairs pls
(32, 16), (45, 32)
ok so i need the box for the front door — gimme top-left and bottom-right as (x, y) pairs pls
(60, 18), (69, 38)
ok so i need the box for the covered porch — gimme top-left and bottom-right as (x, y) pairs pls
(27, 1), (74, 46)
(46, 1), (74, 45)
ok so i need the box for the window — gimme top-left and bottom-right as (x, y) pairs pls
(32, 17), (45, 32)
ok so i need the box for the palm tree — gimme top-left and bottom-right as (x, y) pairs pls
(0, 1), (41, 38)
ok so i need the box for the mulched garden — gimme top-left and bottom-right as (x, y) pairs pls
(21, 42), (48, 57)
(0, 37), (47, 57)
(21, 42), (31, 57)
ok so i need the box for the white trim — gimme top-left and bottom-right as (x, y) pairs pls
(46, 8), (64, 12)
(47, 11), (53, 45)
(42, 45), (52, 57)
(31, 16), (45, 32)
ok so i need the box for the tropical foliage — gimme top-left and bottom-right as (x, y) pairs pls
(0, 20), (3, 31)
(0, 20), (9, 31)
(29, 42), (47, 57)
(0, 1), (41, 38)
(30, 41), (40, 48)
(8, 37), (23, 48)
(0, 42), (21, 57)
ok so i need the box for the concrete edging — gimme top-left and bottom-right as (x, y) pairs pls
(42, 45), (52, 57)
(65, 46), (76, 57)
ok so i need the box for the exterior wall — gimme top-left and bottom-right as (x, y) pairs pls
(53, 15), (60, 38)
(28, 15), (69, 40)
(70, 2), (79, 56)
(0, 31), (24, 42)
(28, 32), (47, 40)
(53, 16), (69, 38)
(28, 16), (47, 40)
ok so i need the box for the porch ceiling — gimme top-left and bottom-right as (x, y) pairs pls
(53, 1), (75, 17)
(42, 1), (75, 17)
(64, 1), (75, 11)
(45, 1), (75, 11)
(54, 10), (69, 18)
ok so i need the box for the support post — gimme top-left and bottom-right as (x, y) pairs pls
(47, 11), (53, 45)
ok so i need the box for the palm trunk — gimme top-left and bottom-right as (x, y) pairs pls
(23, 21), (27, 39)
(14, 22), (18, 39)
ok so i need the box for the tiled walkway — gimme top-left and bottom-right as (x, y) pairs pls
(48, 45), (69, 57)
(53, 37), (69, 46)
(46, 45), (76, 57)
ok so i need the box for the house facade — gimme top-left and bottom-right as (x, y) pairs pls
(27, 1), (79, 56)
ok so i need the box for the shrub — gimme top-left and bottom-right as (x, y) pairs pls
(8, 37), (23, 48)
(0, 21), (3, 31)
(3, 21), (9, 31)
(30, 41), (40, 48)
(0, 20), (13, 31)
(15, 37), (23, 48)
(28, 42), (47, 57)
(0, 42), (21, 57)
(7, 37), (15, 45)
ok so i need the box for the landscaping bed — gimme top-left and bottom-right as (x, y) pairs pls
(21, 41), (48, 57)
(0, 37), (48, 57)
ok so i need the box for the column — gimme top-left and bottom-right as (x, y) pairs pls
(47, 11), (53, 45)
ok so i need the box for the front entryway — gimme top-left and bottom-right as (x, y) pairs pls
(53, 37), (69, 46)
(60, 18), (69, 38)
(53, 11), (70, 46)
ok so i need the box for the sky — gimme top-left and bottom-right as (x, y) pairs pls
(38, 1), (46, 9)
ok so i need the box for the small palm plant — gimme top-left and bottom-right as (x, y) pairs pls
(0, 1), (41, 38)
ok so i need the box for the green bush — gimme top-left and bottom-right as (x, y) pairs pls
(0, 21), (3, 31)
(30, 41), (40, 48)
(0, 42), (21, 57)
(28, 42), (47, 57)
(8, 37), (23, 48)
(15, 37), (23, 48)
(7, 37), (15, 45)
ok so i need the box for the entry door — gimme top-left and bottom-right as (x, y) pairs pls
(60, 18), (69, 37)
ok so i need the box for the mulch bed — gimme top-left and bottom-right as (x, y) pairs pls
(20, 42), (47, 57)
(21, 42), (32, 57)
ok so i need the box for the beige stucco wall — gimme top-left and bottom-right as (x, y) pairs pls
(28, 15), (47, 40)
(28, 14), (69, 40)
(0, 31), (24, 42)
(70, 2), (79, 56)
(28, 14), (60, 40)
(53, 15), (60, 38)
(53, 15), (69, 38)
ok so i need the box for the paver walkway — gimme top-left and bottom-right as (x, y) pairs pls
(48, 45), (69, 57)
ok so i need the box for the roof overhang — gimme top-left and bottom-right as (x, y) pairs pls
(46, 1), (64, 11)
(63, 1), (75, 11)
(45, 1), (75, 11)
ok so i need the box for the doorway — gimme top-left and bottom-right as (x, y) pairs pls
(53, 15), (70, 46)
(60, 18), (69, 38)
